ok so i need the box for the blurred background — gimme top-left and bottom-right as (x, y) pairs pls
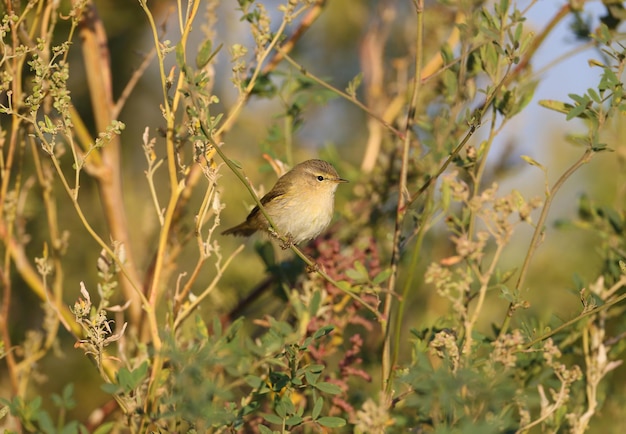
(2, 0), (625, 429)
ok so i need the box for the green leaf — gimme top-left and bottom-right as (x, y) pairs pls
(513, 22), (523, 42)
(176, 42), (185, 67)
(602, 206), (623, 233)
(440, 42), (454, 64)
(301, 336), (313, 348)
(316, 416), (346, 428)
(262, 413), (284, 425)
(520, 155), (545, 171)
(44, 115), (55, 131)
(499, 267), (517, 284)
(60, 421), (85, 434)
(242, 400), (261, 416)
(247, 73), (277, 97)
(600, 68), (619, 90)
(588, 58), (605, 68)
(513, 81), (538, 115)
(52, 383), (76, 410)
(497, 0), (509, 16)
(92, 422), (115, 434)
(345, 268), (366, 282)
(587, 87), (602, 104)
(195, 315), (209, 340)
(441, 69), (458, 100)
(312, 397), (323, 420)
(495, 89), (513, 116)
(355, 261), (368, 279)
(346, 261), (369, 282)
(117, 368), (132, 391)
(596, 23), (612, 44)
(269, 371), (290, 392)
(305, 369), (319, 386)
(372, 268), (392, 285)
(591, 143), (609, 152)
(519, 31), (535, 54)
(281, 395), (296, 414)
(62, 383), (74, 401)
(538, 99), (574, 115)
(115, 361), (149, 392)
(314, 381), (342, 395)
(196, 40), (223, 69)
(498, 285), (515, 303)
(0, 405), (9, 420)
(336, 280), (355, 293)
(307, 364), (325, 375)
(346, 72), (363, 98)
(245, 375), (264, 389)
(51, 393), (62, 408)
(36, 411), (54, 433)
(285, 414), (303, 426)
(479, 41), (499, 78)
(274, 399), (289, 418)
(568, 93), (589, 105)
(312, 326), (333, 340)
(132, 362), (149, 387)
(566, 102), (588, 120)
(100, 383), (121, 394)
(268, 318), (293, 336)
(258, 425), (274, 434)
(309, 290), (321, 316)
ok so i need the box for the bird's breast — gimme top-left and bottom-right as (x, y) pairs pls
(271, 191), (335, 243)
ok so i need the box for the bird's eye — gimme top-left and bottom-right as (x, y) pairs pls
(317, 175), (324, 181)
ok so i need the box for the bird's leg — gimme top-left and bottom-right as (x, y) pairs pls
(280, 233), (295, 250)
(267, 226), (279, 239)
(268, 227), (294, 249)
(306, 262), (320, 273)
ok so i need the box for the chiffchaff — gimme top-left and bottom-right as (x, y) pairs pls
(222, 159), (348, 244)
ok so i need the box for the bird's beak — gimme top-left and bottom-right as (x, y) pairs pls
(335, 177), (349, 183)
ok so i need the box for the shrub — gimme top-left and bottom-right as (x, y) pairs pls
(1, 0), (625, 432)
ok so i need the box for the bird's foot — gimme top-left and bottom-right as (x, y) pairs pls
(306, 262), (321, 273)
(279, 233), (295, 250)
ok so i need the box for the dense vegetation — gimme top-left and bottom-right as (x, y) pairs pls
(1, 0), (626, 432)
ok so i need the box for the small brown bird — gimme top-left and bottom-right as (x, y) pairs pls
(222, 159), (348, 244)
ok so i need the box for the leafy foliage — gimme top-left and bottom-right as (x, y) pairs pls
(1, 0), (626, 433)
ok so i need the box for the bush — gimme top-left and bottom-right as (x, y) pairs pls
(1, 0), (625, 432)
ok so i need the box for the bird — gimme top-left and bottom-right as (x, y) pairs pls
(222, 159), (348, 245)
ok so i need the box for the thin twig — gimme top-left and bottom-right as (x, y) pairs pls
(462, 242), (506, 355)
(382, 0), (424, 397)
(405, 69), (511, 209)
(500, 149), (596, 337)
(261, 0), (326, 75)
(215, 16), (290, 137)
(112, 48), (156, 119)
(77, 0), (143, 324)
(0, 259), (18, 394)
(138, 0), (202, 425)
(525, 275), (626, 348)
(280, 52), (405, 140)
(173, 245), (245, 330)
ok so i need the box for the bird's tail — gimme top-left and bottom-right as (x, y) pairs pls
(221, 223), (256, 237)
